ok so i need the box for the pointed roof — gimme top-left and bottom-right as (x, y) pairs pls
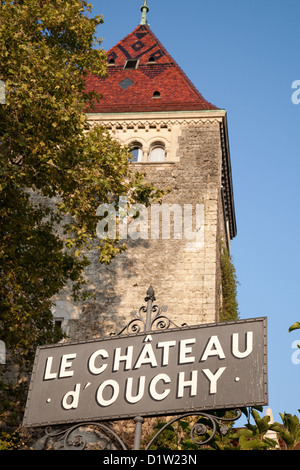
(85, 24), (218, 113)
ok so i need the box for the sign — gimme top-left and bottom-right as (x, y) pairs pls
(23, 318), (268, 428)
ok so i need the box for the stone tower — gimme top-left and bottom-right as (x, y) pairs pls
(52, 5), (236, 340)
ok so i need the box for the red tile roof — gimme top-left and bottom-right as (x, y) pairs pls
(85, 24), (218, 113)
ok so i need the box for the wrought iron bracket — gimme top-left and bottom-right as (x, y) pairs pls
(33, 422), (128, 450)
(145, 409), (242, 450)
(33, 410), (242, 450)
(114, 285), (187, 337)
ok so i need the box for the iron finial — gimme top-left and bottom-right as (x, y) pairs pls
(146, 285), (155, 301)
(140, 0), (149, 25)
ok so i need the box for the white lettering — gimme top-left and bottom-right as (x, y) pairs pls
(44, 356), (57, 380)
(88, 349), (108, 375)
(144, 335), (153, 342)
(96, 380), (119, 407)
(202, 367), (226, 394)
(292, 80), (300, 104)
(149, 373), (171, 401)
(62, 383), (81, 410)
(151, 204), (182, 240)
(127, 204), (149, 240)
(96, 203), (116, 239)
(201, 335), (225, 361)
(232, 332), (253, 358)
(125, 376), (146, 404)
(134, 343), (158, 369)
(179, 338), (196, 364)
(148, 455), (156, 464)
(184, 203), (205, 250)
(103, 456), (138, 466)
(157, 340), (176, 366)
(59, 353), (76, 378)
(113, 346), (133, 371)
(177, 370), (198, 398)
(118, 196), (128, 239)
(291, 340), (300, 365)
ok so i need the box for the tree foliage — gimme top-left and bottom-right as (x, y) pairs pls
(147, 408), (300, 451)
(270, 413), (300, 450)
(219, 240), (239, 322)
(0, 0), (164, 361)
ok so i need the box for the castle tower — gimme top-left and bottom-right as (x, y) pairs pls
(53, 4), (236, 339)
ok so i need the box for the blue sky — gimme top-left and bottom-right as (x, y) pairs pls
(91, 0), (300, 423)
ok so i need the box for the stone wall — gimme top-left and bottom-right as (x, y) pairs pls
(52, 116), (229, 342)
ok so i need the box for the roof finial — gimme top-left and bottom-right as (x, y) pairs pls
(140, 0), (149, 25)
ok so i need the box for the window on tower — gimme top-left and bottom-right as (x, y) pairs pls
(129, 142), (143, 162)
(149, 142), (166, 162)
(54, 318), (64, 332)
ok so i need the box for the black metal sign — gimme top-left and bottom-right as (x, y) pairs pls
(23, 316), (267, 428)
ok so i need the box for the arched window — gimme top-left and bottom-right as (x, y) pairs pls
(129, 142), (143, 162)
(149, 142), (166, 162)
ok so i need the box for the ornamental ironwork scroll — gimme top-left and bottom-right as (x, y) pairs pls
(115, 285), (186, 336)
(145, 410), (243, 450)
(33, 422), (127, 451)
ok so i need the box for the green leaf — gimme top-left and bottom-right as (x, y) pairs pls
(239, 435), (266, 450)
(251, 410), (270, 435)
(289, 322), (300, 332)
